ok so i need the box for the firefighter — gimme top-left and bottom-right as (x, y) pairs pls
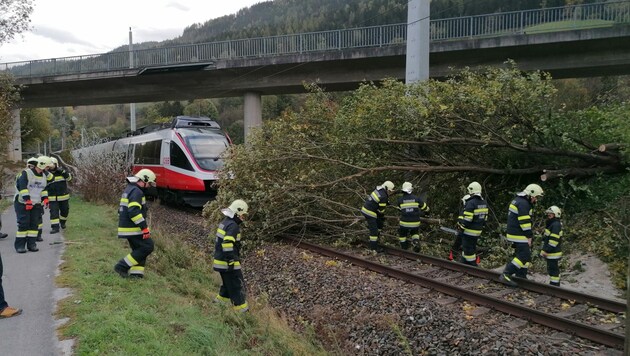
(213, 199), (249, 312)
(448, 194), (470, 261)
(499, 183), (544, 287)
(14, 156), (51, 253)
(541, 205), (563, 286)
(396, 182), (429, 250)
(113, 169), (156, 278)
(25, 157), (48, 242)
(458, 182), (488, 266)
(47, 157), (72, 234)
(361, 181), (395, 251)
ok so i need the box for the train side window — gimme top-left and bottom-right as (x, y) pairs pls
(170, 141), (193, 171)
(134, 140), (161, 165)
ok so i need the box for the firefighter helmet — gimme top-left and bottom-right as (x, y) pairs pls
(402, 182), (413, 194)
(134, 169), (156, 184)
(467, 181), (482, 195)
(36, 156), (51, 170)
(545, 205), (561, 218)
(50, 157), (58, 166)
(228, 199), (249, 217)
(524, 184), (544, 198)
(382, 181), (395, 191)
(27, 157), (38, 167)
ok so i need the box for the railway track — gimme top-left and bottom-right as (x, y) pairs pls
(286, 237), (626, 349)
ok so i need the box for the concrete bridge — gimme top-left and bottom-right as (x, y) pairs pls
(2, 1), (630, 160)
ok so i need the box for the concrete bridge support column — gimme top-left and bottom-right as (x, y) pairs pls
(7, 109), (22, 162)
(243, 92), (262, 143)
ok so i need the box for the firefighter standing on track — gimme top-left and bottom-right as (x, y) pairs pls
(448, 194), (470, 261)
(14, 156), (51, 253)
(499, 183), (544, 287)
(113, 169), (156, 278)
(213, 199), (249, 313)
(396, 182), (429, 250)
(47, 157), (72, 234)
(457, 182), (488, 266)
(361, 181), (395, 251)
(541, 205), (563, 286)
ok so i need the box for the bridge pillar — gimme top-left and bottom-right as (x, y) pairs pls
(7, 109), (22, 162)
(243, 92), (262, 143)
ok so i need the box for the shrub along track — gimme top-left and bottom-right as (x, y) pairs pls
(151, 204), (623, 355)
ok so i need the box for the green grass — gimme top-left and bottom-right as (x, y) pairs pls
(524, 19), (614, 34)
(57, 197), (327, 355)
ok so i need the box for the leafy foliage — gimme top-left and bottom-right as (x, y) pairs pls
(206, 64), (629, 286)
(0, 0), (34, 44)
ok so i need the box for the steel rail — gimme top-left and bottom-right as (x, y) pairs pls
(285, 237), (624, 349)
(384, 246), (626, 313)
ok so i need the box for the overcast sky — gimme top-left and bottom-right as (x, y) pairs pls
(1, 0), (265, 63)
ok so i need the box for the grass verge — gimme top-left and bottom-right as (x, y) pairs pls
(56, 197), (326, 355)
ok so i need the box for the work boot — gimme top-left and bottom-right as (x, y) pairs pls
(26, 237), (38, 252)
(36, 230), (43, 241)
(400, 241), (410, 250)
(114, 264), (128, 278)
(0, 232), (7, 239)
(498, 274), (518, 287)
(50, 227), (60, 234)
(14, 238), (27, 253)
(0, 306), (22, 319)
(60, 221), (66, 229)
(27, 245), (39, 252)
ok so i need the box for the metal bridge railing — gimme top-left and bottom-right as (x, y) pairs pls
(1, 1), (629, 78)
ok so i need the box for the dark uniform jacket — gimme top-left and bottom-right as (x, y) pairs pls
(458, 195), (488, 237)
(361, 187), (389, 219)
(396, 192), (429, 228)
(117, 181), (148, 238)
(47, 168), (72, 201)
(213, 215), (243, 271)
(542, 217), (563, 258)
(506, 194), (533, 243)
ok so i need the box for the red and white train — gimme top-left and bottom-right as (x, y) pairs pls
(73, 116), (231, 207)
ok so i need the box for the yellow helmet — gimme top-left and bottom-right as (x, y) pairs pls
(134, 169), (156, 184)
(467, 181), (482, 195)
(228, 199), (249, 217)
(545, 205), (561, 218)
(381, 181), (395, 191)
(401, 182), (413, 194)
(36, 156), (51, 170)
(524, 184), (544, 198)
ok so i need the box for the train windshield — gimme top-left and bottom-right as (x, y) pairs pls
(178, 128), (229, 171)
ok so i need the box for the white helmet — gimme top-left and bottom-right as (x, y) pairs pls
(228, 199), (249, 217)
(50, 157), (59, 167)
(467, 181), (482, 195)
(36, 156), (51, 170)
(134, 169), (157, 184)
(524, 184), (544, 198)
(545, 205), (561, 218)
(401, 182), (413, 194)
(381, 181), (395, 191)
(27, 157), (38, 167)
(461, 194), (471, 205)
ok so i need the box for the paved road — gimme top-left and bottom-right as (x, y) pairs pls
(0, 204), (72, 355)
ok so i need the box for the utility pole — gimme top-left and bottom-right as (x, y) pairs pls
(406, 0), (430, 84)
(129, 27), (136, 132)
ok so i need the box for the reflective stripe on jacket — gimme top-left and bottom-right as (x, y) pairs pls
(117, 183), (147, 238)
(397, 192), (429, 227)
(15, 168), (49, 204)
(458, 195), (488, 237)
(543, 218), (563, 258)
(213, 217), (242, 271)
(361, 187), (389, 218)
(48, 168), (72, 201)
(506, 195), (533, 243)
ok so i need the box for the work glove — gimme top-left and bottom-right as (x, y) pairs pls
(227, 260), (235, 272)
(142, 227), (151, 240)
(25, 200), (33, 211)
(456, 222), (464, 231)
(43, 198), (49, 208)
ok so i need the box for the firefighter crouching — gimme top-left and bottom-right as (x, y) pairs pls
(213, 199), (249, 312)
(458, 182), (488, 266)
(396, 182), (429, 250)
(47, 157), (72, 234)
(361, 181), (395, 252)
(499, 184), (544, 287)
(114, 169), (156, 278)
(541, 205), (563, 286)
(14, 156), (52, 253)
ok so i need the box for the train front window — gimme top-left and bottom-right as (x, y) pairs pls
(179, 128), (229, 171)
